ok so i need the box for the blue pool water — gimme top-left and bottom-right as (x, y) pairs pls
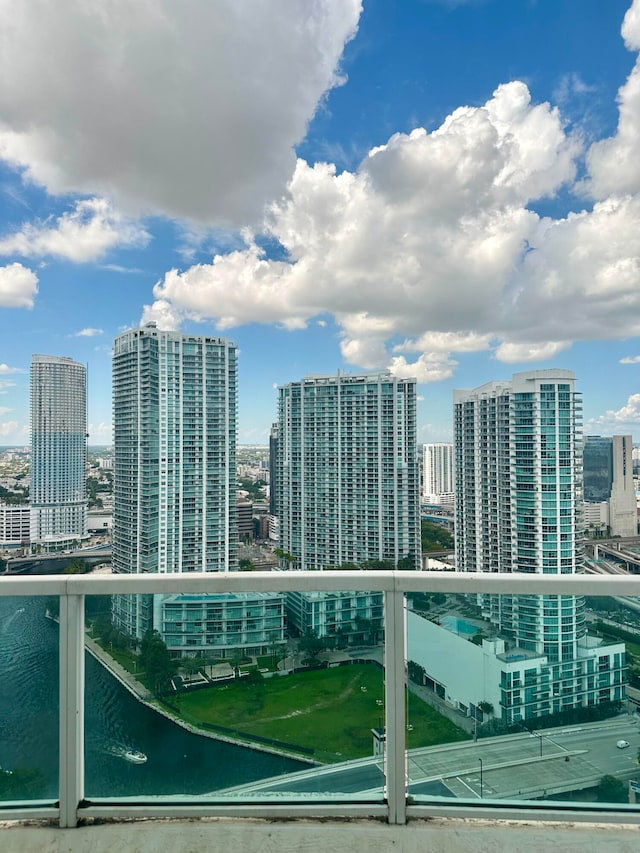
(440, 615), (479, 636)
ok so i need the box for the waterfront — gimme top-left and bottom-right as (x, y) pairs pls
(0, 594), (305, 799)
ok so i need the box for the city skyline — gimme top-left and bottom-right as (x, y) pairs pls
(2, 1), (640, 446)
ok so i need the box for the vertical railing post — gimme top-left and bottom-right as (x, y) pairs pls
(59, 590), (85, 828)
(384, 587), (406, 824)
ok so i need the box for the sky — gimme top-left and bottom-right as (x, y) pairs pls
(1, 0), (640, 446)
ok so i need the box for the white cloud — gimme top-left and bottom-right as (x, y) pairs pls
(494, 341), (572, 363)
(74, 328), (103, 338)
(620, 355), (640, 364)
(0, 407), (11, 415)
(586, 0), (640, 198)
(148, 81), (581, 373)
(0, 1), (361, 225)
(0, 363), (22, 373)
(587, 393), (640, 433)
(88, 422), (113, 444)
(0, 420), (20, 438)
(0, 379), (16, 393)
(0, 262), (38, 308)
(0, 198), (149, 262)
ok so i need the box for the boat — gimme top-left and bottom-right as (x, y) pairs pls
(124, 749), (147, 764)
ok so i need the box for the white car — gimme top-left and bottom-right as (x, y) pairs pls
(616, 740), (630, 749)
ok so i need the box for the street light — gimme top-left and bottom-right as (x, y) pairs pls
(478, 757), (483, 799)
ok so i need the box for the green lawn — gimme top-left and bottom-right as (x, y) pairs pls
(170, 663), (467, 763)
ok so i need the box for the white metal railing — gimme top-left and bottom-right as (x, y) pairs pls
(1, 570), (640, 827)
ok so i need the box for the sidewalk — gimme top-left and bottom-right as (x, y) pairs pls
(84, 633), (153, 700)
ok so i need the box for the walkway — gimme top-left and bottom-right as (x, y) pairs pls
(84, 634), (152, 700)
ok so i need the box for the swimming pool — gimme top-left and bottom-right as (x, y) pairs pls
(440, 615), (479, 636)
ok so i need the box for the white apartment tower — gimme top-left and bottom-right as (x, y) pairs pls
(454, 370), (585, 661)
(112, 324), (238, 639)
(422, 442), (454, 501)
(276, 372), (420, 571)
(451, 370), (625, 723)
(30, 355), (87, 546)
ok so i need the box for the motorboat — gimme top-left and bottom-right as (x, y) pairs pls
(124, 749), (148, 764)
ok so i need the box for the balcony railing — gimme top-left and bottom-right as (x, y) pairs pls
(1, 570), (640, 828)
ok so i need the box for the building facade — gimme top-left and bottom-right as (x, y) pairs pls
(422, 442), (454, 502)
(112, 324), (238, 640)
(0, 503), (30, 549)
(451, 370), (624, 723)
(30, 355), (87, 547)
(583, 435), (637, 537)
(156, 592), (286, 659)
(276, 372), (420, 571)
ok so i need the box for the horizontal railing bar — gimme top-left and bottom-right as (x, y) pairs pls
(80, 803), (389, 820)
(1, 570), (639, 597)
(0, 807), (59, 821)
(407, 803), (640, 824)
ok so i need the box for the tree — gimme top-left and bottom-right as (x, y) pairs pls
(238, 558), (255, 571)
(595, 774), (627, 803)
(477, 701), (494, 721)
(139, 630), (176, 694)
(63, 558), (88, 574)
(298, 629), (326, 665)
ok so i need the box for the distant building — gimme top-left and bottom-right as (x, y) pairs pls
(237, 501), (253, 541)
(111, 324), (238, 642)
(276, 372), (420, 571)
(583, 435), (637, 537)
(609, 435), (637, 537)
(30, 354), (88, 549)
(422, 443), (454, 502)
(0, 504), (30, 549)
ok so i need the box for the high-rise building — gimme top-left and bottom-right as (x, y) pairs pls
(112, 323), (238, 639)
(454, 370), (584, 660)
(422, 442), (454, 502)
(422, 369), (626, 724)
(276, 372), (420, 571)
(583, 434), (637, 537)
(268, 422), (279, 518)
(610, 435), (637, 537)
(30, 354), (87, 548)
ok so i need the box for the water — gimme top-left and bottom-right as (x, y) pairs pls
(0, 595), (304, 800)
(440, 615), (479, 636)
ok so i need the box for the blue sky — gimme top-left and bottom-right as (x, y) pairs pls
(1, 0), (640, 445)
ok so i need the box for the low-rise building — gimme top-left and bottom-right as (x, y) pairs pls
(155, 592), (286, 658)
(287, 590), (384, 643)
(407, 608), (626, 725)
(0, 503), (30, 549)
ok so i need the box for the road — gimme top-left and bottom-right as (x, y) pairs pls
(224, 717), (640, 801)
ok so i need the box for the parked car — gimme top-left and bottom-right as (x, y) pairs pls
(616, 740), (630, 749)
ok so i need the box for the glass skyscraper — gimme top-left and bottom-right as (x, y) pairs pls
(30, 354), (87, 547)
(452, 370), (625, 723)
(276, 372), (420, 571)
(112, 323), (238, 639)
(454, 370), (585, 661)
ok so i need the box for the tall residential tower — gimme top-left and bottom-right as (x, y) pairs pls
(276, 372), (420, 571)
(30, 355), (87, 548)
(112, 324), (238, 639)
(422, 442), (454, 502)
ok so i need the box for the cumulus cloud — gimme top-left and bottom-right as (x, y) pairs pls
(0, 0), (361, 225)
(586, 0), (640, 198)
(587, 393), (640, 433)
(0, 262), (38, 308)
(0, 363), (22, 373)
(74, 327), (103, 337)
(0, 198), (149, 262)
(0, 420), (20, 438)
(88, 422), (113, 444)
(146, 80), (582, 377)
(144, 0), (640, 383)
(620, 355), (640, 364)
